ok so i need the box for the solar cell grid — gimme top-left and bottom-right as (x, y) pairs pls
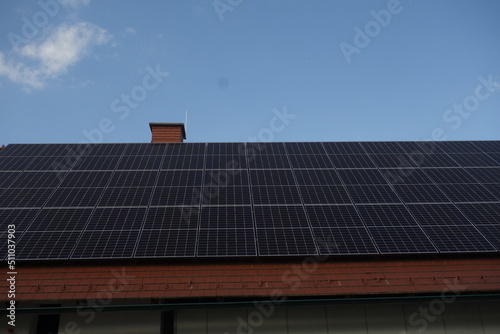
(122, 143), (166, 156)
(29, 208), (92, 231)
(0, 157), (36, 171)
(0, 172), (21, 187)
(247, 142), (286, 155)
(406, 204), (472, 225)
(256, 228), (317, 256)
(8, 171), (65, 188)
(413, 154), (460, 167)
(198, 229), (256, 256)
(46, 187), (105, 207)
(0, 209), (39, 231)
(135, 229), (196, 257)
(367, 226), (437, 253)
(392, 184), (451, 203)
(434, 141), (481, 153)
(421, 225), (496, 252)
(206, 143), (244, 155)
(201, 185), (251, 205)
(456, 203), (500, 225)
(254, 205), (310, 228)
(293, 169), (341, 185)
(252, 185), (302, 204)
(161, 155), (205, 169)
(288, 154), (334, 168)
(475, 226), (500, 251)
(356, 204), (418, 226)
(144, 207), (199, 230)
(437, 183), (498, 202)
(465, 168), (500, 183)
(483, 184), (500, 198)
(151, 187), (199, 206)
(86, 207), (146, 230)
(447, 153), (498, 167)
(157, 170), (203, 187)
(250, 169), (296, 185)
(205, 154), (247, 169)
(60, 171), (112, 187)
(40, 144), (92, 157)
(200, 206), (254, 229)
(306, 205), (364, 228)
(164, 143), (205, 155)
(345, 185), (402, 204)
(323, 142), (365, 154)
(107, 171), (158, 187)
(248, 154), (290, 169)
(80, 143), (128, 156)
(397, 141), (441, 154)
(73, 156), (121, 170)
(284, 142), (327, 155)
(98, 187), (153, 207)
(205, 169), (249, 186)
(116, 155), (163, 170)
(16, 231), (80, 259)
(299, 185), (352, 204)
(369, 154), (415, 168)
(72, 230), (138, 258)
(337, 169), (388, 185)
(328, 154), (376, 168)
(380, 168), (434, 185)
(0, 144), (47, 157)
(360, 141), (405, 154)
(423, 168), (478, 184)
(0, 188), (55, 208)
(488, 153), (500, 164)
(473, 141), (500, 153)
(312, 227), (378, 254)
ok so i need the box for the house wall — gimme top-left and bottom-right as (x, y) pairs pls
(177, 300), (500, 334)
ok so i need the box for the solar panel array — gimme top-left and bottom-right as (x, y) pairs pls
(0, 140), (499, 260)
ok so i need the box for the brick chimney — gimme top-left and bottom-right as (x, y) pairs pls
(149, 123), (186, 143)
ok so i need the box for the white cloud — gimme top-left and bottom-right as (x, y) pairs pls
(0, 21), (111, 89)
(125, 27), (136, 35)
(58, 0), (91, 8)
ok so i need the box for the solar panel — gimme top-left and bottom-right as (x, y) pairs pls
(1, 140), (499, 261)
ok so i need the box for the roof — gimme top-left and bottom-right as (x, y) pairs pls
(4, 258), (500, 301)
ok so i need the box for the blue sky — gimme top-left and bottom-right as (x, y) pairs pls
(0, 0), (499, 144)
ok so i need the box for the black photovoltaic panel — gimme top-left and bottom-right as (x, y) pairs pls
(380, 168), (434, 185)
(0, 172), (21, 187)
(200, 206), (253, 229)
(312, 227), (378, 254)
(406, 203), (471, 225)
(135, 229), (197, 257)
(257, 228), (317, 256)
(392, 184), (451, 203)
(437, 184), (499, 202)
(250, 169), (296, 185)
(367, 226), (437, 253)
(29, 208), (92, 231)
(421, 225), (496, 252)
(0, 157), (36, 171)
(294, 169), (341, 185)
(248, 155), (291, 169)
(329, 154), (376, 168)
(0, 188), (56, 208)
(254, 206), (310, 229)
(456, 203), (500, 225)
(107, 171), (158, 187)
(345, 185), (402, 204)
(98, 187), (153, 207)
(86, 207), (146, 230)
(465, 168), (500, 183)
(252, 185), (302, 204)
(323, 142), (365, 154)
(157, 170), (203, 187)
(60, 171), (113, 187)
(337, 169), (388, 185)
(288, 155), (334, 169)
(300, 185), (351, 204)
(72, 230), (138, 258)
(422, 168), (478, 184)
(201, 186), (251, 205)
(285, 142), (327, 155)
(144, 207), (199, 230)
(356, 204), (418, 226)
(1, 141), (499, 260)
(475, 226), (500, 251)
(306, 205), (364, 228)
(161, 155), (204, 169)
(46, 187), (105, 207)
(117, 155), (163, 170)
(205, 154), (247, 169)
(198, 229), (256, 256)
(16, 231), (80, 259)
(206, 142), (244, 155)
